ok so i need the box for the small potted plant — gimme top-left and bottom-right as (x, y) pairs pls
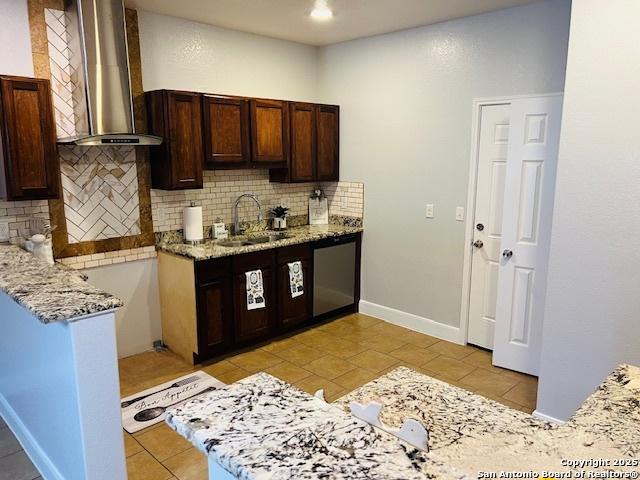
(310, 187), (325, 201)
(270, 205), (290, 230)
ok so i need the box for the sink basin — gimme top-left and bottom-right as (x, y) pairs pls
(216, 240), (252, 247)
(216, 232), (291, 248)
(249, 233), (291, 243)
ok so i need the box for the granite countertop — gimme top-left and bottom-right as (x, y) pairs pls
(158, 224), (363, 261)
(166, 372), (470, 480)
(0, 244), (122, 324)
(564, 363), (640, 456)
(166, 366), (639, 478)
(336, 366), (640, 476)
(334, 366), (554, 452)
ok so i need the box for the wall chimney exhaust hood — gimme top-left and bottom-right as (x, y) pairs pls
(57, 0), (162, 146)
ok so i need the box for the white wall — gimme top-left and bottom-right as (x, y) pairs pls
(137, 10), (318, 101)
(84, 259), (161, 358)
(0, 0), (33, 77)
(317, 0), (571, 332)
(536, 0), (640, 421)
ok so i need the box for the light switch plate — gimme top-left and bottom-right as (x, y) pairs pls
(0, 221), (9, 242)
(425, 204), (434, 218)
(455, 207), (465, 221)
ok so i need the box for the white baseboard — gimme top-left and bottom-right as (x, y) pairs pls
(359, 300), (462, 344)
(0, 394), (64, 480)
(532, 409), (566, 424)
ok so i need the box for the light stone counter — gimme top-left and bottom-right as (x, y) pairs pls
(336, 366), (640, 476)
(157, 224), (362, 261)
(0, 244), (122, 323)
(166, 372), (470, 480)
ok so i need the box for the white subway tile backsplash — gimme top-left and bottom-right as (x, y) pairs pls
(150, 169), (363, 232)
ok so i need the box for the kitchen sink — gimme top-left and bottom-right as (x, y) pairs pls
(216, 232), (292, 248)
(249, 232), (291, 243)
(216, 240), (252, 247)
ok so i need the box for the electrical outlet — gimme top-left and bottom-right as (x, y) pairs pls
(455, 207), (465, 221)
(340, 196), (348, 209)
(425, 204), (434, 219)
(0, 221), (9, 242)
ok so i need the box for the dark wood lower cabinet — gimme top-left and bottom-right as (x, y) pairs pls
(233, 268), (275, 344)
(232, 249), (276, 344)
(277, 244), (313, 331)
(196, 276), (233, 360)
(184, 236), (358, 363)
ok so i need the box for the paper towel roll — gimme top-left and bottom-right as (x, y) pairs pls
(183, 205), (203, 243)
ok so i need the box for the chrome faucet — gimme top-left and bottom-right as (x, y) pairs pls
(233, 194), (263, 235)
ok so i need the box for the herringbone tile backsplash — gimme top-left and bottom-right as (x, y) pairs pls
(60, 146), (141, 243)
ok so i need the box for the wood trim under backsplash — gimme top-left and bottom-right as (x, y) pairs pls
(27, 2), (155, 258)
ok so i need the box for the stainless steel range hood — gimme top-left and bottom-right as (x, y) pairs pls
(58, 0), (162, 146)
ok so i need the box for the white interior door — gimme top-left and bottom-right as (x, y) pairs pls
(467, 104), (510, 349)
(492, 95), (563, 375)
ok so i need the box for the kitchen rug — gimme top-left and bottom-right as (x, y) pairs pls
(121, 371), (224, 433)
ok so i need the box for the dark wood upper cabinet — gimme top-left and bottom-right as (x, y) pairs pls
(146, 90), (203, 190)
(145, 88), (337, 185)
(289, 103), (316, 182)
(0, 75), (59, 200)
(316, 104), (339, 181)
(202, 95), (251, 169)
(270, 103), (339, 183)
(250, 99), (289, 166)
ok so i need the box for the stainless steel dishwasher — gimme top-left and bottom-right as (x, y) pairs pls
(313, 234), (359, 318)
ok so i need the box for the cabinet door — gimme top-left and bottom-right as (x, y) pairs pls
(0, 76), (59, 200)
(203, 95), (250, 169)
(167, 91), (203, 188)
(289, 102), (316, 182)
(316, 104), (339, 181)
(278, 259), (313, 331)
(250, 99), (288, 166)
(233, 267), (275, 343)
(197, 276), (233, 359)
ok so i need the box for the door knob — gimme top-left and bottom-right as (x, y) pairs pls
(476, 223), (484, 231)
(473, 240), (484, 248)
(502, 249), (513, 258)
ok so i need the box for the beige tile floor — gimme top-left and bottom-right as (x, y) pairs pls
(119, 313), (538, 480)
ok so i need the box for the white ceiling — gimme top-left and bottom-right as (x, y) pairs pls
(125, 0), (541, 46)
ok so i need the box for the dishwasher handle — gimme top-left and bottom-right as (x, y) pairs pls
(314, 233), (359, 249)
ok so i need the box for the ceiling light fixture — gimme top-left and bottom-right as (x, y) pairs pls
(310, 0), (333, 20)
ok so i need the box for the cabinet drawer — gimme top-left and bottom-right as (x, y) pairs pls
(196, 257), (231, 283)
(233, 249), (275, 273)
(277, 243), (311, 264)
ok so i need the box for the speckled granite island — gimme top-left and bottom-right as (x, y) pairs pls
(0, 244), (127, 480)
(166, 372), (470, 480)
(167, 365), (640, 479)
(335, 366), (640, 476)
